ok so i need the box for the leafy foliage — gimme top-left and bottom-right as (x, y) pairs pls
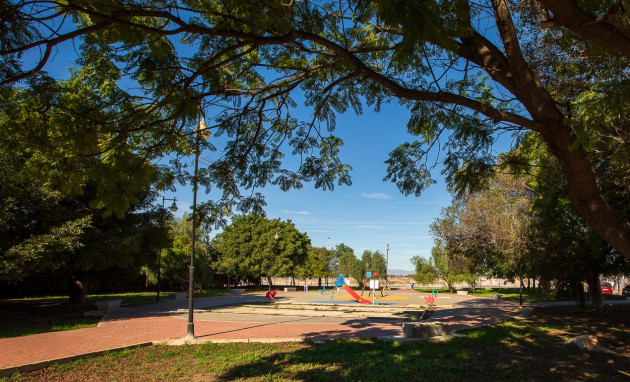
(212, 214), (310, 286)
(2, 0), (630, 261)
(410, 255), (436, 285)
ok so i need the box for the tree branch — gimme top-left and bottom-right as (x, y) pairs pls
(537, 0), (630, 56)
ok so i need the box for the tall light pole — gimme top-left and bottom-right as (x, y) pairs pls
(269, 232), (279, 291)
(157, 196), (177, 302)
(386, 243), (390, 288)
(187, 115), (210, 339)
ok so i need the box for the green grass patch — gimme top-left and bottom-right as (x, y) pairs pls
(0, 290), (234, 339)
(470, 288), (553, 303)
(0, 317), (101, 338)
(86, 291), (227, 306)
(414, 287), (554, 303)
(413, 286), (628, 304)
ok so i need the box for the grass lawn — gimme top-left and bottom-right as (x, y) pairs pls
(0, 290), (231, 338)
(4, 305), (630, 381)
(413, 286), (630, 304)
(469, 288), (554, 303)
(415, 286), (548, 303)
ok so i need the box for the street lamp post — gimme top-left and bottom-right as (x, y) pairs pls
(386, 244), (390, 288)
(157, 197), (178, 302)
(269, 232), (279, 292)
(187, 116), (210, 339)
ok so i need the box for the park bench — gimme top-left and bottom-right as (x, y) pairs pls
(95, 299), (122, 311)
(170, 293), (187, 300)
(230, 289), (245, 294)
(402, 322), (448, 338)
(85, 299), (121, 317)
(283, 287), (297, 292)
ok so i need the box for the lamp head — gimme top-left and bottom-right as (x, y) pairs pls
(169, 199), (178, 212)
(198, 117), (211, 140)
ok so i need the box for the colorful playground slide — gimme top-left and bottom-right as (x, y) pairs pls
(335, 275), (371, 304)
(342, 284), (371, 304)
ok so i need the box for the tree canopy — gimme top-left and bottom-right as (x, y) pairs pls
(0, 133), (166, 302)
(212, 214), (310, 288)
(2, 0), (630, 260)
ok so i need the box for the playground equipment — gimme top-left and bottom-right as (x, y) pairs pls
(360, 272), (385, 297)
(265, 290), (277, 299)
(423, 289), (438, 305)
(334, 275), (371, 304)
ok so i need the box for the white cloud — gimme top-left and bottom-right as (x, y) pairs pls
(282, 210), (311, 215)
(361, 192), (391, 200)
(358, 225), (386, 229)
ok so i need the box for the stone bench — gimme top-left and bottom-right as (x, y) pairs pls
(283, 287), (297, 292)
(492, 294), (502, 300)
(402, 322), (449, 338)
(230, 289), (246, 294)
(456, 290), (468, 295)
(95, 299), (122, 311)
(171, 293), (187, 300)
(519, 306), (533, 318)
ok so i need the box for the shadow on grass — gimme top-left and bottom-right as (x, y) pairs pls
(214, 317), (630, 382)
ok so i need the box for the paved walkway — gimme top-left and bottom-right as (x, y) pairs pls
(2, 289), (623, 376)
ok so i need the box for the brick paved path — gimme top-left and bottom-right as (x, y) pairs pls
(0, 292), (518, 374)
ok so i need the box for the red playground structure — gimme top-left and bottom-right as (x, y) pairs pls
(334, 275), (370, 304)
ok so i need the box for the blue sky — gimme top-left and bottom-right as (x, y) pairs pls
(33, 22), (464, 273)
(34, 32), (453, 273)
(170, 102), (453, 272)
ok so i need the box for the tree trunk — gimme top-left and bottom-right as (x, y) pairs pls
(577, 278), (585, 309)
(587, 273), (604, 312)
(460, 3), (630, 262)
(267, 275), (273, 291)
(69, 273), (89, 305)
(540, 123), (630, 262)
(318, 277), (322, 287)
(539, 277), (552, 297)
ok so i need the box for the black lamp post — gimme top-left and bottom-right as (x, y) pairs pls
(157, 196), (178, 302)
(386, 243), (390, 288)
(187, 116), (210, 339)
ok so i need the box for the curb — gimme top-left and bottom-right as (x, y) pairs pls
(0, 342), (153, 378)
(159, 337), (308, 345)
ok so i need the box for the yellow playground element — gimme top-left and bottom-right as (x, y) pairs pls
(330, 295), (409, 300)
